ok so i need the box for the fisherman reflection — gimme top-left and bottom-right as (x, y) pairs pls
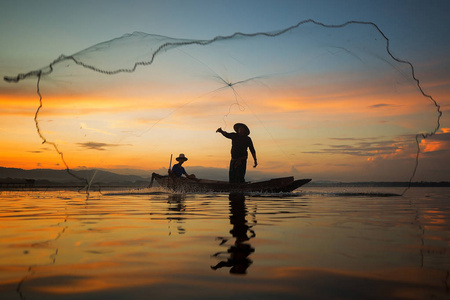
(211, 193), (255, 274)
(167, 194), (186, 235)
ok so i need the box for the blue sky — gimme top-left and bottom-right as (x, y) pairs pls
(1, 0), (449, 64)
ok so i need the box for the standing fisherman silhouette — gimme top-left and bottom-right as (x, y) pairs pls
(216, 123), (257, 183)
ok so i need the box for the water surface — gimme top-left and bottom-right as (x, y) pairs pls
(1, 187), (449, 299)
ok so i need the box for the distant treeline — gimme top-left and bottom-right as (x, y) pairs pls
(0, 178), (151, 189)
(1, 167), (449, 189)
(307, 181), (450, 187)
(2, 177), (449, 190)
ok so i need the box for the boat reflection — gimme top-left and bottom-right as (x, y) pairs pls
(211, 193), (255, 275)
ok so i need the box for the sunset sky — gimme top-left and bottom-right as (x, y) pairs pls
(1, 0), (449, 182)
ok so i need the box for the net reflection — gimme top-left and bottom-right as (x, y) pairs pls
(14, 193), (90, 300)
(211, 193), (255, 275)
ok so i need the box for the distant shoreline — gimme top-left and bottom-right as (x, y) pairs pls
(1, 167), (449, 190)
(1, 180), (449, 191)
(306, 181), (450, 187)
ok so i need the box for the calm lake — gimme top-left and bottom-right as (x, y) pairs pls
(1, 187), (449, 299)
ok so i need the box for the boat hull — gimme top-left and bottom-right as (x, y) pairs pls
(151, 173), (311, 193)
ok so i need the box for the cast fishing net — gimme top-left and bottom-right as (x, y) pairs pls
(4, 20), (442, 190)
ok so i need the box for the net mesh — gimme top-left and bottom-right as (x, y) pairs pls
(4, 20), (442, 190)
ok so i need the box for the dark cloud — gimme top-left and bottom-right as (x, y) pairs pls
(426, 131), (450, 141)
(303, 138), (405, 157)
(77, 142), (130, 151)
(327, 163), (353, 167)
(329, 137), (378, 141)
(369, 103), (396, 109)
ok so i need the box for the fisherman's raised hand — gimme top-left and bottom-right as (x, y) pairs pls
(216, 127), (223, 133)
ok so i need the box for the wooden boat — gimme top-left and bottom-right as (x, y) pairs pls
(150, 172), (311, 193)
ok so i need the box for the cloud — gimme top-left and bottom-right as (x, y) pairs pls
(419, 130), (450, 154)
(303, 138), (406, 157)
(76, 142), (130, 151)
(327, 163), (353, 167)
(369, 103), (397, 109)
(329, 137), (379, 141)
(426, 130), (450, 142)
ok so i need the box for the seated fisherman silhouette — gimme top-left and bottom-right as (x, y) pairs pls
(168, 153), (196, 179)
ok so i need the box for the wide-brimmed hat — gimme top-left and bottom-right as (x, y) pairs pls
(176, 153), (188, 161)
(233, 123), (250, 135)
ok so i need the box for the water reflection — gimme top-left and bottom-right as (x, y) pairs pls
(167, 194), (186, 235)
(1, 189), (448, 299)
(211, 193), (255, 275)
(15, 192), (89, 300)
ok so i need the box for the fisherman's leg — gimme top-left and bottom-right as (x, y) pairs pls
(229, 160), (237, 183)
(236, 160), (247, 183)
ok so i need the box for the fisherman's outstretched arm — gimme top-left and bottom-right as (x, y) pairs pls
(216, 127), (233, 138)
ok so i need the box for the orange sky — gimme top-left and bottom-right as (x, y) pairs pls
(1, 68), (448, 182)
